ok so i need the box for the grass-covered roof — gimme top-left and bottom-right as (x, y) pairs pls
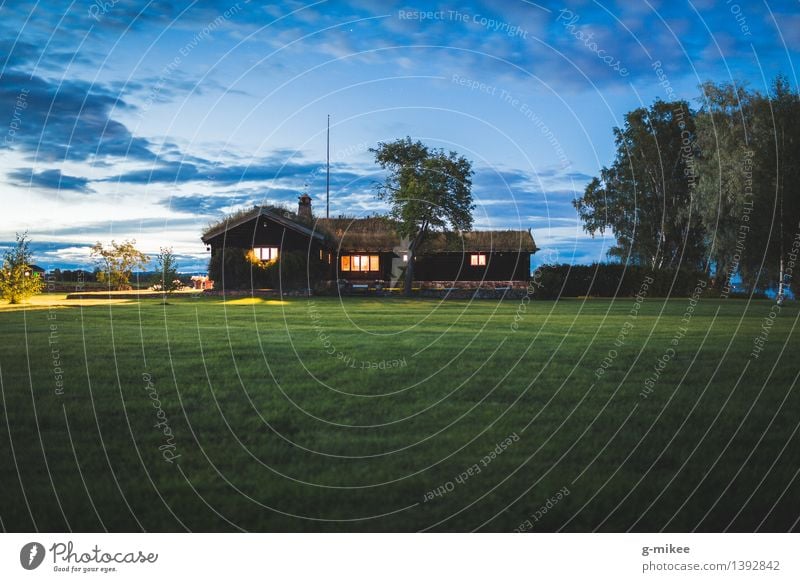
(202, 205), (536, 253)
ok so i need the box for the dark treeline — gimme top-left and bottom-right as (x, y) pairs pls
(49, 268), (98, 282)
(574, 76), (800, 298)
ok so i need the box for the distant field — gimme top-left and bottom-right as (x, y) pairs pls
(0, 294), (798, 532)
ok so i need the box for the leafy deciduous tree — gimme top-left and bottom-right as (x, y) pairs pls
(90, 239), (149, 291)
(758, 76), (800, 299)
(574, 100), (707, 271)
(154, 247), (181, 293)
(0, 232), (44, 304)
(694, 81), (759, 291)
(695, 78), (800, 296)
(371, 137), (474, 295)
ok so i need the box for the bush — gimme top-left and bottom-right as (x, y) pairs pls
(209, 248), (266, 290)
(208, 248), (325, 291)
(532, 263), (710, 299)
(275, 250), (327, 290)
(0, 233), (44, 304)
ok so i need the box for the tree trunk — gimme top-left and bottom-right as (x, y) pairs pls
(404, 229), (427, 297)
(403, 251), (415, 297)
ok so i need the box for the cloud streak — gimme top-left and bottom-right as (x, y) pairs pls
(7, 168), (92, 192)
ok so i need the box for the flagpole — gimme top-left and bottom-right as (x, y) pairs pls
(326, 114), (330, 219)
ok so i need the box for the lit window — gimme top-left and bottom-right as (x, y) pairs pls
(340, 254), (380, 272)
(254, 247), (279, 261)
(402, 253), (408, 262)
(319, 249), (323, 261)
(470, 253), (486, 266)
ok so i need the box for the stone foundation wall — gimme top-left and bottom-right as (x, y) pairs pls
(417, 280), (528, 290)
(417, 287), (528, 299)
(202, 281), (531, 299)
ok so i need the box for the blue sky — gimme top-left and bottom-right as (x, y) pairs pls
(1, 0), (798, 272)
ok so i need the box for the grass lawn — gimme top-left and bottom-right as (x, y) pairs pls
(1, 293), (798, 532)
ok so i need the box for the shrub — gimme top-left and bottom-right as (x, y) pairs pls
(209, 247), (256, 290)
(532, 263), (710, 299)
(0, 233), (44, 304)
(208, 248), (325, 290)
(275, 250), (326, 290)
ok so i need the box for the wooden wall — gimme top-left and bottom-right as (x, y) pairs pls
(414, 251), (530, 282)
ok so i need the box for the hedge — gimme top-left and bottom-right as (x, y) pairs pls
(531, 263), (710, 298)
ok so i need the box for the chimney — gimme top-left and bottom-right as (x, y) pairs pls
(298, 193), (312, 220)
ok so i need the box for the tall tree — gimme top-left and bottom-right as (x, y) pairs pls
(371, 137), (474, 295)
(759, 76), (800, 298)
(91, 240), (149, 290)
(573, 100), (706, 270)
(696, 77), (800, 295)
(0, 232), (44, 304)
(694, 81), (760, 291)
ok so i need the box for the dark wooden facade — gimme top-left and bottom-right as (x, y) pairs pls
(414, 251), (530, 282)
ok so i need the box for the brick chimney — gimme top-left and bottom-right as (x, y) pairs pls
(298, 193), (312, 220)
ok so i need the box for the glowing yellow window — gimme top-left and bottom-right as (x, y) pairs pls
(254, 247), (279, 261)
(341, 254), (379, 272)
(470, 253), (486, 266)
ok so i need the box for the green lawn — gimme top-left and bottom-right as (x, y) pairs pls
(1, 294), (798, 532)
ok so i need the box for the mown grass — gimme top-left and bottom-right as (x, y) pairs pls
(0, 294), (798, 532)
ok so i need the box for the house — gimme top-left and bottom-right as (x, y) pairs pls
(190, 275), (214, 290)
(200, 195), (537, 291)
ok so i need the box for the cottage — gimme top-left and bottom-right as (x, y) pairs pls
(201, 195), (537, 291)
(190, 275), (214, 290)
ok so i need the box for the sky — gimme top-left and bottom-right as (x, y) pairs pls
(1, 0), (799, 273)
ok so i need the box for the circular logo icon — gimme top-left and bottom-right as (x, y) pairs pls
(542, 248), (559, 265)
(20, 542), (45, 570)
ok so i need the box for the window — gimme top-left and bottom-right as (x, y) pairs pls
(470, 253), (487, 266)
(402, 253), (408, 262)
(253, 246), (279, 261)
(340, 254), (380, 272)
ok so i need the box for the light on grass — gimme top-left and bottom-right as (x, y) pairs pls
(222, 297), (290, 306)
